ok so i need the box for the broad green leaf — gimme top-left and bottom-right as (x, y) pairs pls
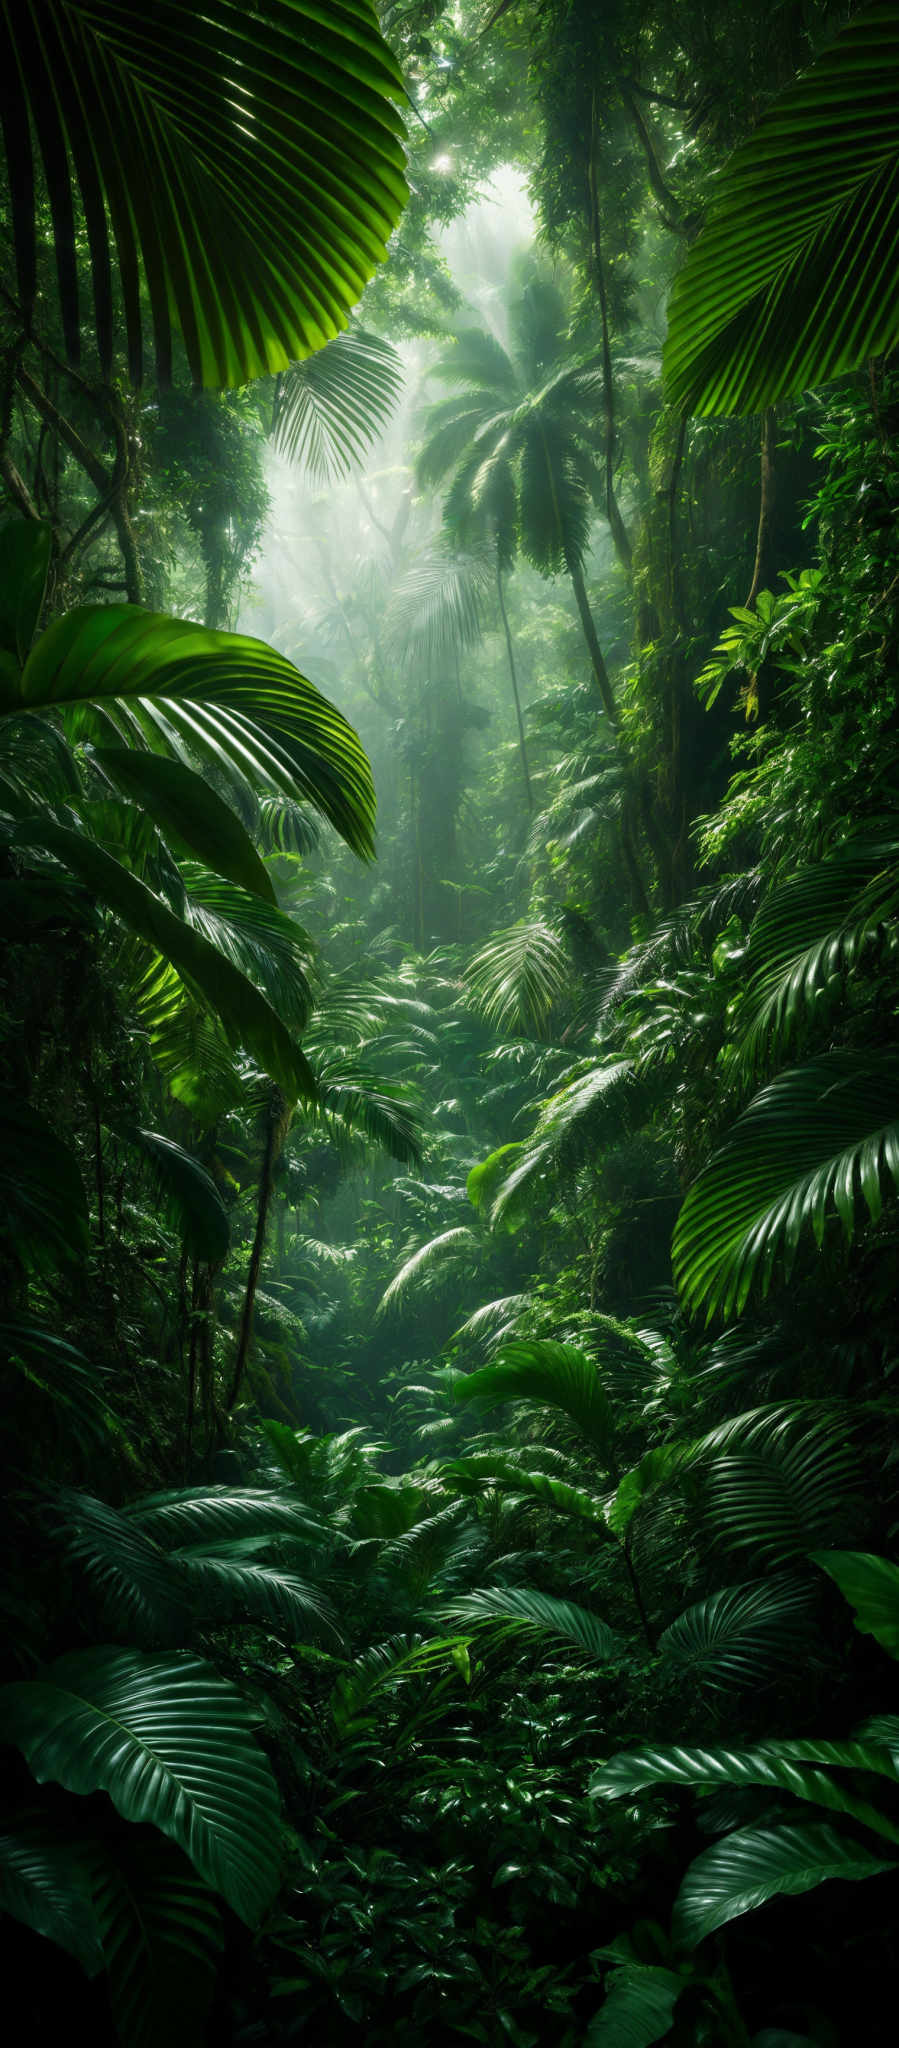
(123, 1128), (231, 1263)
(587, 1963), (683, 2046)
(0, 1648), (280, 1926)
(663, 7), (899, 414)
(1, 0), (408, 386)
(13, 822), (315, 1102)
(672, 1823), (893, 1947)
(811, 1550), (899, 1661)
(93, 749), (275, 901)
(591, 1736), (899, 1845)
(5, 600), (376, 857)
(444, 1454), (611, 1529)
(606, 1444), (689, 1537)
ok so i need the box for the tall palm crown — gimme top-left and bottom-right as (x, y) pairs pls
(418, 281), (618, 729)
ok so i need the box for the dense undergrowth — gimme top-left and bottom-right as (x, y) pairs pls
(2, 2), (899, 2042)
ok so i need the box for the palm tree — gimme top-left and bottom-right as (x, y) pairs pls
(417, 278), (622, 813)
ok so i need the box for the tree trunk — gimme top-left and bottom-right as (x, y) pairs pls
(496, 558), (533, 810)
(588, 98), (633, 576)
(745, 407), (777, 608)
(227, 1088), (293, 1412)
(568, 559), (618, 726)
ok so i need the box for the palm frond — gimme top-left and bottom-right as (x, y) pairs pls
(663, 6), (899, 413)
(122, 1128), (230, 1264)
(272, 329), (404, 478)
(465, 921), (571, 1035)
(453, 1339), (617, 1459)
(658, 1578), (812, 1694)
(673, 1052), (899, 1319)
(378, 1227), (478, 1315)
(4, 585), (376, 856)
(441, 1586), (621, 1662)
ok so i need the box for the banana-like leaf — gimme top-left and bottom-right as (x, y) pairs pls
(2, 589), (375, 856)
(454, 1340), (617, 1458)
(441, 1586), (621, 1661)
(93, 748), (275, 901)
(658, 1579), (812, 1693)
(465, 921), (571, 1035)
(13, 821), (315, 1102)
(272, 327), (404, 477)
(587, 1964), (684, 2046)
(0, 1648), (280, 1925)
(125, 1486), (323, 1547)
(673, 1052), (899, 1319)
(591, 1735), (899, 1847)
(0, 1095), (89, 1275)
(0, 1813), (104, 1974)
(1, 0), (407, 386)
(92, 1831), (223, 2048)
(672, 1823), (894, 1947)
(122, 1128), (230, 1263)
(811, 1550), (899, 1661)
(663, 7), (899, 414)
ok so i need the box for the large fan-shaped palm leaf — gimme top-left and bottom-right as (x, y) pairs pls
(663, 6), (899, 414)
(1, 0), (408, 386)
(657, 1578), (812, 1694)
(0, 1648), (280, 1924)
(673, 1051), (899, 1319)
